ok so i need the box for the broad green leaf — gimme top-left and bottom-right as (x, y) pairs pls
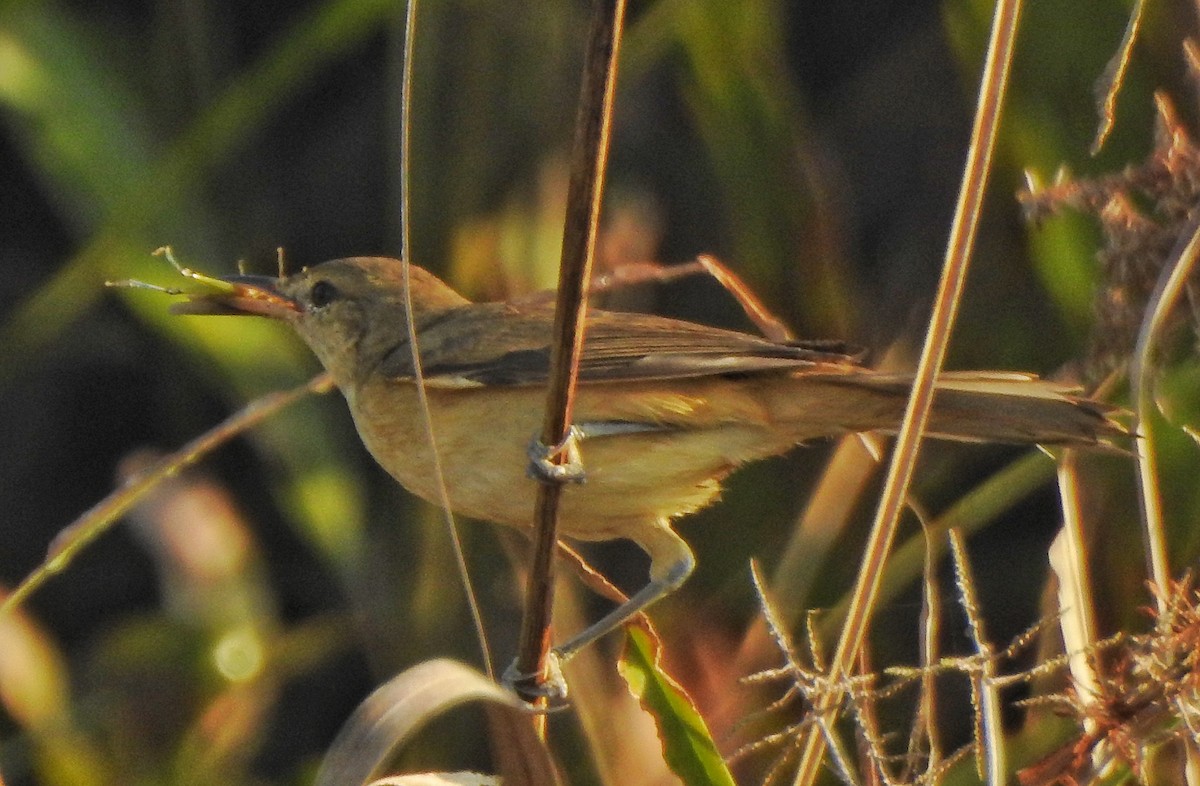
(618, 625), (735, 786)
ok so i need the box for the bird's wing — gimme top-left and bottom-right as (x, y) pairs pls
(376, 303), (860, 387)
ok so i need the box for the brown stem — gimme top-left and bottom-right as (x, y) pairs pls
(513, 0), (627, 709)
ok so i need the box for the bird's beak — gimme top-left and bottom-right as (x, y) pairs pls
(169, 274), (302, 319)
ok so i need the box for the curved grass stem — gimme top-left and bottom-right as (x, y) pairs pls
(1, 374), (331, 619)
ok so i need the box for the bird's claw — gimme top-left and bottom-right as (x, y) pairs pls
(527, 427), (586, 484)
(502, 652), (570, 705)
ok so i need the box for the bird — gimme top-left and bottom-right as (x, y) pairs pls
(170, 256), (1123, 666)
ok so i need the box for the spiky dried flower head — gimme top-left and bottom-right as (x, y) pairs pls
(1018, 574), (1200, 786)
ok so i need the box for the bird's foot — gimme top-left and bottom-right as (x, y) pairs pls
(527, 426), (587, 484)
(502, 652), (570, 705)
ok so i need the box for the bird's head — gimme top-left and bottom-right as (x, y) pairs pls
(175, 257), (469, 386)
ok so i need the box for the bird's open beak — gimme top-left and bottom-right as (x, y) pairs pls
(169, 274), (302, 319)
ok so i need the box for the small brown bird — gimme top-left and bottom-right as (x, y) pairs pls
(175, 256), (1122, 661)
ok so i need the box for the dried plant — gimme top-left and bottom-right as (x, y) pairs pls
(1021, 58), (1200, 380)
(741, 557), (1200, 786)
(737, 548), (1044, 786)
(1017, 574), (1200, 786)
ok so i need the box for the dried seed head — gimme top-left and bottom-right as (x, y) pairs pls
(1019, 91), (1200, 380)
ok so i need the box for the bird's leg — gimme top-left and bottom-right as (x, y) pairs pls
(554, 557), (693, 664)
(554, 523), (695, 663)
(502, 524), (694, 700)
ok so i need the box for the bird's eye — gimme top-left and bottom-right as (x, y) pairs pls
(309, 280), (338, 308)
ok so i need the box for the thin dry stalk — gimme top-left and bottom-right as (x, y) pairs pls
(1130, 210), (1200, 609)
(693, 254), (796, 342)
(394, 0), (494, 681)
(1049, 453), (1111, 777)
(770, 435), (883, 627)
(910, 508), (943, 781)
(819, 451), (1056, 644)
(514, 0), (627, 705)
(1051, 454), (1101, 697)
(748, 579), (1085, 786)
(853, 652), (887, 786)
(949, 531), (1005, 786)
(790, 0), (1024, 782)
(1, 373), (332, 617)
(1090, 0), (1147, 155)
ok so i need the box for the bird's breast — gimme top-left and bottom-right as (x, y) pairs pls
(341, 376), (795, 538)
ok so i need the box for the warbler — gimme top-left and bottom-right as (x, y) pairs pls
(173, 256), (1122, 660)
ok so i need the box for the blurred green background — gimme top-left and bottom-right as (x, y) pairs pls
(1, 0), (1195, 783)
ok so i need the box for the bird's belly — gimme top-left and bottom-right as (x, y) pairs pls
(345, 379), (785, 540)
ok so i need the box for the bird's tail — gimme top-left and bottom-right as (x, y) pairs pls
(766, 370), (1125, 447)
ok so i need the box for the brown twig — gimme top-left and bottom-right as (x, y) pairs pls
(513, 0), (627, 708)
(694, 254), (795, 342)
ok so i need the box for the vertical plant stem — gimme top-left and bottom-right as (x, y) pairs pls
(1051, 455), (1099, 695)
(1049, 454), (1106, 773)
(791, 0), (1023, 782)
(915, 516), (943, 774)
(1129, 207), (1200, 608)
(514, 0), (627, 708)
(395, 0), (495, 679)
(949, 531), (1005, 786)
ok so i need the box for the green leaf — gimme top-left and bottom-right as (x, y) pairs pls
(617, 625), (735, 786)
